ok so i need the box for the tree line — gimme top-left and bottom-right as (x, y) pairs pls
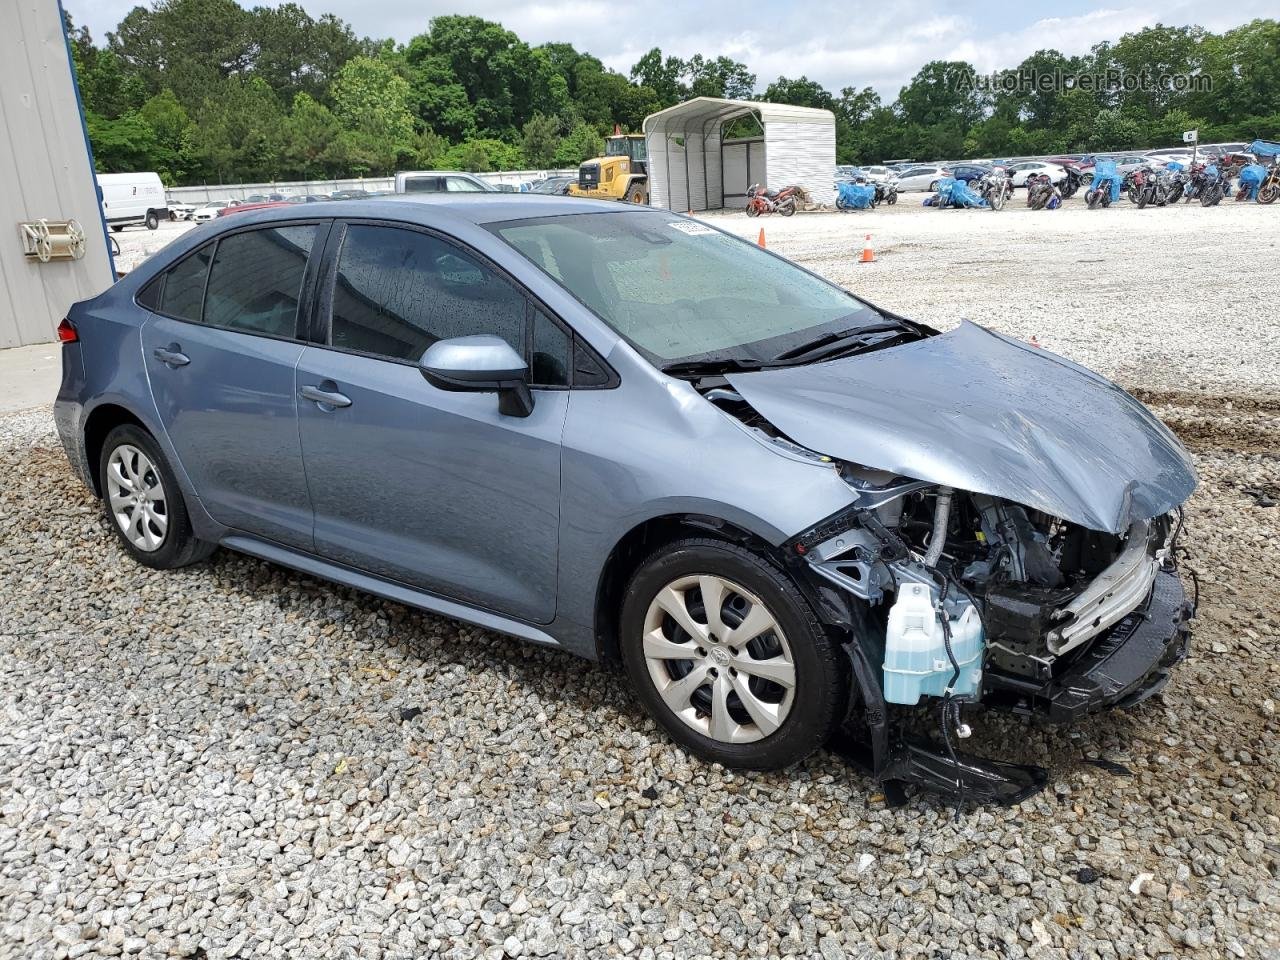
(68, 0), (1280, 186)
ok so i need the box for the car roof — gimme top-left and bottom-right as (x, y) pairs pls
(210, 193), (629, 228)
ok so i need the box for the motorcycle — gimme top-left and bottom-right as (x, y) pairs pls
(1085, 159), (1120, 209)
(745, 183), (801, 217)
(1133, 166), (1170, 208)
(1258, 162), (1280, 205)
(1025, 173), (1057, 210)
(976, 168), (1012, 210)
(1058, 163), (1084, 200)
(873, 179), (899, 205)
(1184, 163), (1225, 206)
(1162, 168), (1188, 204)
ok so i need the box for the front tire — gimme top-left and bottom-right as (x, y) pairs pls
(98, 424), (214, 570)
(620, 538), (847, 771)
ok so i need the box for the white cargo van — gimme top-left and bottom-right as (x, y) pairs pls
(96, 172), (168, 232)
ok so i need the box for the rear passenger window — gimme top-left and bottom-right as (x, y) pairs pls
(204, 226), (315, 338)
(330, 225), (525, 362)
(158, 243), (214, 322)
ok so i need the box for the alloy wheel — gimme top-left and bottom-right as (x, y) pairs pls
(642, 574), (796, 744)
(106, 444), (168, 552)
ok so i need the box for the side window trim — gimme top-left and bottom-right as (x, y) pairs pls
(314, 217), (618, 389)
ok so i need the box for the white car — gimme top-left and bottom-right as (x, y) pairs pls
(191, 202), (230, 223)
(167, 202), (196, 221)
(893, 164), (950, 192)
(1004, 161), (1068, 187)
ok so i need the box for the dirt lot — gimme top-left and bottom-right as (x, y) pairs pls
(3, 196), (1278, 960)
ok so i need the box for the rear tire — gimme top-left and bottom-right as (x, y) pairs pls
(1259, 183), (1278, 204)
(620, 538), (847, 771)
(110, 224), (124, 233)
(145, 211), (160, 230)
(779, 199), (796, 217)
(97, 424), (215, 570)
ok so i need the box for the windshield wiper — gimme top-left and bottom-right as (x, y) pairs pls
(769, 322), (908, 364)
(660, 356), (767, 377)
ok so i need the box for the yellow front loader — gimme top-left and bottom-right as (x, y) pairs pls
(568, 134), (649, 204)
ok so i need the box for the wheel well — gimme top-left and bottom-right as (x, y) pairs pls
(82, 404), (147, 496)
(593, 514), (779, 662)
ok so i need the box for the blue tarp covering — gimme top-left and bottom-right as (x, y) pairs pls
(934, 176), (988, 208)
(1239, 163), (1266, 200)
(1247, 139), (1280, 158)
(836, 181), (876, 210)
(1091, 159), (1121, 202)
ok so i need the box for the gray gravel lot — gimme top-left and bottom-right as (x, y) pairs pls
(3, 198), (1279, 960)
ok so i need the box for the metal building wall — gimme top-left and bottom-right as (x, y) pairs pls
(763, 120), (837, 208)
(0, 1), (114, 348)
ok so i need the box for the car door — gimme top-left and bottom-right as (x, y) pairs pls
(295, 221), (571, 624)
(139, 222), (325, 550)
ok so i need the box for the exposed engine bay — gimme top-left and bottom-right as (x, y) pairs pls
(704, 382), (1194, 805)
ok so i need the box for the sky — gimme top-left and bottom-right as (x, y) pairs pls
(68, 0), (1275, 98)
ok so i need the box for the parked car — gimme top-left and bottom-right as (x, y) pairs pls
(217, 201), (292, 217)
(285, 194), (331, 203)
(1004, 161), (1069, 187)
(97, 172), (168, 232)
(394, 170), (495, 194)
(330, 189), (371, 201)
(52, 196), (1197, 802)
(191, 202), (230, 223)
(528, 176), (574, 196)
(946, 163), (991, 184)
(167, 202), (197, 221)
(894, 164), (951, 192)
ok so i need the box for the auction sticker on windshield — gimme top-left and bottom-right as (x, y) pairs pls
(667, 221), (717, 235)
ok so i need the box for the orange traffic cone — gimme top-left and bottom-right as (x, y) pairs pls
(757, 228), (766, 248)
(859, 234), (875, 263)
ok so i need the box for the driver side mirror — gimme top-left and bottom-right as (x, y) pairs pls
(418, 335), (534, 418)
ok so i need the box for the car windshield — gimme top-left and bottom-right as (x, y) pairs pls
(490, 211), (884, 366)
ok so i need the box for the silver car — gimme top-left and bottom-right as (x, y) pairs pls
(54, 196), (1196, 802)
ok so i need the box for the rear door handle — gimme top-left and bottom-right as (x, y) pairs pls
(153, 345), (190, 367)
(299, 383), (352, 409)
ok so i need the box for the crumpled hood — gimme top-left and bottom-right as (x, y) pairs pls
(726, 321), (1196, 533)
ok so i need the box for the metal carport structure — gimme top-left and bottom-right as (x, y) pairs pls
(643, 97), (836, 213)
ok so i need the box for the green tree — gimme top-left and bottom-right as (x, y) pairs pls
(193, 76), (286, 182)
(86, 112), (158, 173)
(109, 0), (255, 110)
(554, 123), (604, 166)
(521, 113), (560, 168)
(684, 54), (755, 99)
(762, 76), (835, 110)
(331, 56), (415, 174)
(630, 48), (684, 106)
(250, 3), (367, 105)
(139, 89), (196, 181)
(283, 93), (347, 179)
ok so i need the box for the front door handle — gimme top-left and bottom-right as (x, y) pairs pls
(153, 344), (190, 367)
(299, 383), (352, 409)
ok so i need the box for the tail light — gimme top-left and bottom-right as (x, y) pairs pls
(56, 318), (78, 343)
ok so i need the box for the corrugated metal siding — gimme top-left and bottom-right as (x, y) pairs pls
(764, 120), (836, 207)
(721, 139), (765, 209)
(0, 1), (114, 348)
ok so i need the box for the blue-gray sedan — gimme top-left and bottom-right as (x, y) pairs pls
(54, 195), (1196, 801)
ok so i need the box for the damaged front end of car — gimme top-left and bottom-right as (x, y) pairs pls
(706, 322), (1199, 805)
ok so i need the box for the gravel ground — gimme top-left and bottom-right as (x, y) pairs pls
(3, 199), (1279, 960)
